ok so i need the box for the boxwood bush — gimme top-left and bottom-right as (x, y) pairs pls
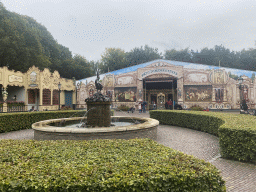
(150, 110), (256, 164)
(0, 139), (226, 191)
(0, 110), (85, 133)
(0, 110), (114, 134)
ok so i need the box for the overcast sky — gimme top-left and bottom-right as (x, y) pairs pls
(3, 0), (256, 61)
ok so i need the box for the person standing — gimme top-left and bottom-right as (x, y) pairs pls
(142, 101), (147, 113)
(138, 102), (142, 114)
(153, 101), (156, 110)
(167, 99), (172, 110)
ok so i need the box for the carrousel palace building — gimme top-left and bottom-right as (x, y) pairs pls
(0, 66), (76, 112)
(76, 59), (256, 110)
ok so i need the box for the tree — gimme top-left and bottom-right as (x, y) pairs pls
(164, 48), (192, 62)
(59, 54), (93, 79)
(100, 48), (128, 73)
(126, 45), (162, 66)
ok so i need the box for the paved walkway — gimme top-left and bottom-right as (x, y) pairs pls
(0, 110), (255, 192)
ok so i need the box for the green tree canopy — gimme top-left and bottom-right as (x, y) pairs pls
(164, 47), (192, 62)
(126, 45), (162, 67)
(100, 48), (128, 73)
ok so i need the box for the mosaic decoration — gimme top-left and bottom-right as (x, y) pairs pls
(186, 73), (208, 83)
(209, 69), (228, 84)
(30, 71), (37, 83)
(114, 87), (136, 102)
(185, 85), (212, 102)
(8, 75), (23, 83)
(104, 75), (114, 87)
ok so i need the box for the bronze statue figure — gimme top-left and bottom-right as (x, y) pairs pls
(95, 69), (103, 92)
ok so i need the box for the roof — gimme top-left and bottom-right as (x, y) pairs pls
(76, 59), (256, 86)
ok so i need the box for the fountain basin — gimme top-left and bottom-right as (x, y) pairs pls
(32, 116), (159, 140)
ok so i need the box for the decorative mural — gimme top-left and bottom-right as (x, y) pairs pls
(104, 75), (114, 87)
(114, 87), (136, 102)
(30, 72), (37, 83)
(185, 73), (208, 83)
(185, 85), (212, 102)
(209, 69), (228, 84)
(115, 75), (135, 86)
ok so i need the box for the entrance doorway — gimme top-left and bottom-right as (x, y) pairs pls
(65, 91), (73, 108)
(143, 77), (177, 110)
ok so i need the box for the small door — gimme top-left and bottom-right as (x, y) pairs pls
(65, 91), (73, 108)
(157, 93), (165, 109)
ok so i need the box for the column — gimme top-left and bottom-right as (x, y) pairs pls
(223, 87), (227, 102)
(39, 88), (43, 111)
(2, 86), (7, 113)
(177, 78), (183, 103)
(136, 79), (143, 101)
(24, 87), (28, 111)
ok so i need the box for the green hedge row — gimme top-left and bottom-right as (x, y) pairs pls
(0, 139), (226, 191)
(150, 110), (256, 164)
(0, 110), (115, 133)
(0, 110), (85, 133)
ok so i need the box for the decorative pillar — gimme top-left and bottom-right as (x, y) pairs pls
(223, 87), (227, 102)
(137, 79), (143, 101)
(39, 88), (43, 111)
(177, 77), (184, 104)
(24, 87), (28, 111)
(2, 87), (8, 112)
(212, 87), (216, 102)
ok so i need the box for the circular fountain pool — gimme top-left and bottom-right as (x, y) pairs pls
(32, 116), (159, 140)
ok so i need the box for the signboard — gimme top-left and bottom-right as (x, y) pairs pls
(141, 69), (177, 78)
(29, 84), (38, 87)
(8, 75), (23, 83)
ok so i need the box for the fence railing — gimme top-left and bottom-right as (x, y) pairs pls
(0, 104), (87, 113)
(7, 105), (27, 113)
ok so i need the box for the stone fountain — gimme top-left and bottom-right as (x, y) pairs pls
(85, 69), (111, 127)
(32, 69), (159, 140)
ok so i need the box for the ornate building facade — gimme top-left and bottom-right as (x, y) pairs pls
(0, 66), (76, 112)
(77, 60), (256, 110)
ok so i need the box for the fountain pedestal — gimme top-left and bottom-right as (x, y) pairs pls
(86, 101), (111, 127)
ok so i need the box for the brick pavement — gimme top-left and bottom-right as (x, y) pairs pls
(0, 110), (255, 191)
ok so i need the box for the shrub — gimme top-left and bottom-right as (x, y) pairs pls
(190, 105), (204, 111)
(150, 110), (256, 164)
(0, 110), (85, 133)
(61, 106), (73, 110)
(7, 101), (25, 107)
(0, 139), (226, 191)
(117, 105), (130, 111)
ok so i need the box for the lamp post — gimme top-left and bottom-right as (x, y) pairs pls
(238, 77), (245, 111)
(58, 82), (61, 110)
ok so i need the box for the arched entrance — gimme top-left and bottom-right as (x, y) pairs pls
(143, 77), (177, 110)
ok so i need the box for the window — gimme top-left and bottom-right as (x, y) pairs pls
(53, 90), (59, 105)
(43, 89), (51, 105)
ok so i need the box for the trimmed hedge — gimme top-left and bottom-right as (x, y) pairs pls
(0, 139), (226, 191)
(0, 110), (115, 133)
(0, 110), (85, 133)
(150, 110), (256, 164)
